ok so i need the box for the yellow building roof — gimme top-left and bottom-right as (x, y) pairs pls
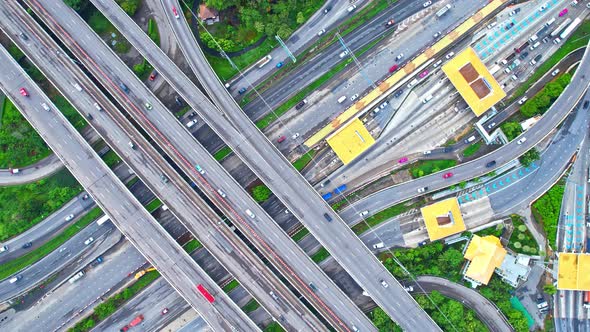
(420, 197), (466, 241)
(557, 253), (590, 290)
(326, 118), (375, 164)
(441, 47), (506, 116)
(463, 235), (506, 285)
(304, 0), (509, 148)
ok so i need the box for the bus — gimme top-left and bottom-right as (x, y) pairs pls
(197, 284), (215, 303)
(560, 17), (581, 39)
(96, 214), (110, 226)
(551, 18), (572, 37)
(255, 55), (272, 69)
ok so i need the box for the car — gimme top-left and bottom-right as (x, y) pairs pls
(486, 160), (497, 168)
(445, 52), (455, 60)
(295, 99), (307, 110)
(419, 70), (429, 78)
(323, 6), (332, 14)
(517, 137), (527, 144)
(65, 214), (74, 221)
(238, 87), (247, 95)
(539, 4), (547, 11)
(339, 50), (349, 58)
(389, 64), (399, 73)
(94, 103), (102, 111)
(394, 89), (404, 98)
(19, 32), (28, 40)
(149, 71), (157, 81)
(309, 282), (318, 292)
(417, 187), (428, 193)
(323, 213), (333, 222)
(320, 179), (331, 188)
(292, 133), (300, 139)
(186, 119), (198, 128)
(41, 103), (50, 112)
(317, 28), (326, 37)
(195, 164), (205, 174)
(518, 96), (528, 105)
(379, 101), (389, 109)
(145, 102), (153, 110)
(433, 59), (443, 68)
(385, 19), (395, 28)
(433, 31), (441, 39)
(350, 94), (359, 101)
(160, 174), (169, 184)
(487, 122), (496, 129)
(398, 157), (408, 163)
(276, 62), (284, 68)
(120, 326), (129, 332)
(188, 111), (197, 118)
(128, 141), (136, 150)
(347, 4), (357, 13)
(84, 237), (94, 245)
(172, 6), (180, 18)
(584, 100), (590, 109)
(423, 150), (431, 155)
(161, 308), (169, 315)
(359, 210), (369, 217)
(82, 193), (90, 200)
(217, 189), (227, 198)
(86, 113), (93, 120)
(559, 8), (568, 16)
(404, 285), (414, 292)
(508, 10), (517, 16)
(423, 1), (432, 7)
(277, 136), (286, 143)
(22, 242), (32, 249)
(551, 69), (560, 77)
(0, 245), (8, 253)
(380, 279), (389, 288)
(19, 88), (29, 97)
(442, 172), (453, 179)
(395, 53), (404, 61)
(246, 209), (256, 219)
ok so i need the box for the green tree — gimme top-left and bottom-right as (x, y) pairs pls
(64, 0), (85, 11)
(544, 283), (557, 295)
(206, 0), (239, 10)
(116, 0), (141, 16)
(501, 121), (523, 141)
(371, 307), (402, 331)
(81, 318), (96, 330)
(251, 185), (271, 202)
(254, 21), (265, 34)
(458, 181), (467, 189)
(296, 12), (305, 24)
(438, 248), (464, 270)
(519, 148), (540, 167)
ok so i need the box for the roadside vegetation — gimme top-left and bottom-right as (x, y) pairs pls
(518, 148), (540, 167)
(242, 298), (260, 313)
(0, 169), (81, 241)
(410, 160), (457, 178)
(0, 98), (51, 168)
(501, 121), (523, 141)
(199, 0), (325, 79)
(263, 322), (285, 332)
(222, 279), (240, 293)
(311, 246), (330, 263)
(519, 73), (572, 118)
(368, 308), (402, 332)
(462, 142), (481, 158)
(213, 146), (232, 161)
(183, 238), (202, 253)
(292, 150), (317, 172)
(0, 207), (102, 280)
(532, 182), (565, 249)
(250, 185), (271, 202)
(147, 18), (160, 46)
(351, 200), (422, 234)
(513, 19), (590, 99)
(415, 291), (487, 332)
(291, 227), (309, 241)
(508, 215), (538, 255)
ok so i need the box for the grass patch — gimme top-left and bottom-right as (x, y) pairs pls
(222, 279), (240, 293)
(508, 215), (538, 255)
(310, 246), (331, 263)
(205, 38), (276, 81)
(69, 269), (161, 332)
(101, 149), (121, 168)
(242, 298), (260, 313)
(52, 95), (87, 131)
(292, 150), (317, 172)
(86, 11), (131, 53)
(0, 169), (81, 241)
(125, 176), (140, 188)
(352, 200), (422, 234)
(291, 227), (309, 242)
(0, 98), (51, 168)
(410, 159), (457, 178)
(532, 182), (565, 249)
(462, 142), (481, 158)
(213, 146), (232, 161)
(0, 207), (102, 280)
(264, 322), (285, 332)
(145, 198), (162, 212)
(512, 19), (590, 100)
(183, 238), (202, 253)
(132, 58), (154, 81)
(147, 18), (160, 46)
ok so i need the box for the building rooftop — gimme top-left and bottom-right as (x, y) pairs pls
(326, 118), (375, 164)
(497, 253), (531, 287)
(442, 47), (506, 116)
(557, 253), (590, 290)
(420, 197), (466, 241)
(463, 235), (506, 285)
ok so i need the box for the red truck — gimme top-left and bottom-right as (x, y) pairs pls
(197, 284), (215, 303)
(120, 315), (143, 331)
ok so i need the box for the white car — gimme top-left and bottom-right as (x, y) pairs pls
(217, 189), (227, 198)
(551, 69), (560, 77)
(417, 187), (427, 193)
(292, 133), (300, 139)
(0, 245), (8, 253)
(395, 53), (404, 61)
(65, 214), (74, 221)
(186, 119), (198, 128)
(350, 94), (359, 101)
(517, 137), (527, 145)
(423, 1), (432, 7)
(423, 150), (431, 155)
(380, 280), (389, 288)
(445, 52), (455, 59)
(518, 96), (528, 105)
(359, 210), (369, 217)
(317, 29), (326, 37)
(379, 101), (389, 109)
(84, 237), (94, 245)
(404, 286), (414, 292)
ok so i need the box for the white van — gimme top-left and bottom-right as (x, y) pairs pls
(465, 136), (476, 143)
(529, 41), (541, 50)
(407, 78), (418, 89)
(337, 96), (347, 104)
(372, 242), (384, 249)
(553, 38), (561, 44)
(9, 275), (21, 284)
(422, 94), (433, 104)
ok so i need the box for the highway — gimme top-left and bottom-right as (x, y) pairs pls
(5, 2), (326, 330)
(0, 31), (255, 330)
(34, 0), (380, 329)
(338, 40), (590, 228)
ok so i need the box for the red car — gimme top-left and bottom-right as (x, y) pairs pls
(172, 6), (180, 19)
(385, 19), (395, 28)
(120, 326), (129, 332)
(419, 70), (429, 78)
(19, 88), (29, 97)
(277, 135), (286, 143)
(389, 64), (399, 73)
(559, 8), (568, 17)
(443, 172), (453, 179)
(149, 71), (157, 81)
(161, 308), (169, 315)
(398, 157), (408, 163)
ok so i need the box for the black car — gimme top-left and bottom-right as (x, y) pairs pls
(82, 193), (89, 200)
(22, 242), (32, 249)
(295, 99), (308, 110)
(238, 87), (247, 95)
(486, 160), (497, 168)
(394, 89), (404, 98)
(323, 213), (332, 222)
(584, 100), (589, 109)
